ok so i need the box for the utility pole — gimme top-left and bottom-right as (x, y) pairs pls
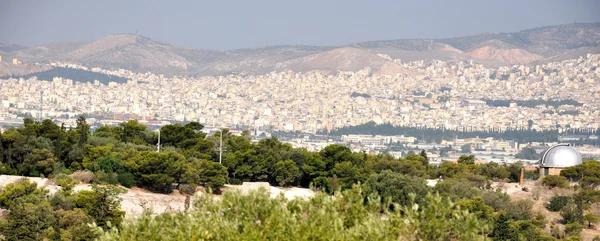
(39, 90), (43, 122)
(219, 129), (223, 164)
(156, 129), (160, 153)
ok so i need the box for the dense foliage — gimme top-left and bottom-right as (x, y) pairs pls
(0, 178), (124, 241)
(323, 121), (592, 144)
(1, 118), (600, 240)
(99, 186), (489, 241)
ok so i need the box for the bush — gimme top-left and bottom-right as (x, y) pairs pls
(54, 174), (79, 193)
(547, 195), (572, 212)
(117, 172), (134, 188)
(482, 189), (511, 212)
(542, 175), (569, 189)
(97, 186), (488, 241)
(561, 202), (584, 224)
(364, 170), (431, 207)
(506, 199), (534, 221)
(94, 171), (119, 185)
(71, 170), (94, 183)
(565, 223), (583, 236)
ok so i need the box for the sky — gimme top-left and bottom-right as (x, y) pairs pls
(1, 0), (599, 50)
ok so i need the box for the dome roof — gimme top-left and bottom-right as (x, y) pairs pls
(540, 144), (582, 168)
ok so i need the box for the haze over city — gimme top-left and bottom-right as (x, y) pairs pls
(1, 0), (600, 49)
(1, 1), (600, 240)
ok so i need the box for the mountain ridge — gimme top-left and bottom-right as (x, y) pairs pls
(2, 22), (599, 76)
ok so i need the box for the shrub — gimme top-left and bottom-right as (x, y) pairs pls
(97, 186), (488, 241)
(542, 175), (569, 189)
(117, 172), (135, 188)
(564, 223), (583, 236)
(54, 174), (79, 193)
(506, 199), (534, 221)
(547, 195), (572, 212)
(94, 171), (119, 185)
(71, 170), (94, 183)
(561, 202), (584, 224)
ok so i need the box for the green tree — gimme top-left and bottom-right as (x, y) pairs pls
(542, 175), (569, 189)
(547, 195), (572, 212)
(3, 201), (57, 241)
(455, 196), (494, 219)
(480, 162), (510, 180)
(74, 185), (126, 228)
(515, 147), (539, 160)
(364, 170), (430, 207)
(457, 155), (475, 165)
(0, 179), (47, 209)
(54, 208), (100, 241)
(584, 213), (599, 228)
(125, 151), (186, 193)
(273, 160), (301, 187)
(75, 116), (90, 146)
(561, 202), (584, 224)
(506, 199), (534, 221)
(181, 159), (228, 193)
(490, 212), (512, 240)
(119, 120), (148, 144)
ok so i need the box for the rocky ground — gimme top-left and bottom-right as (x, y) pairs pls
(0, 175), (315, 218)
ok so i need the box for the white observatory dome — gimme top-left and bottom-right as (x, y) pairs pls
(540, 144), (582, 168)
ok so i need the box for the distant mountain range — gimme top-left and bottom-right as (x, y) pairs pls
(1, 23), (599, 76)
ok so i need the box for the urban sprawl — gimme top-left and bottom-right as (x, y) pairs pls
(1, 54), (600, 163)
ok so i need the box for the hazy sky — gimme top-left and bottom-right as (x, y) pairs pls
(1, 0), (599, 50)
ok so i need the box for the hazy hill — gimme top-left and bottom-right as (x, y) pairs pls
(2, 23), (599, 76)
(0, 43), (27, 53)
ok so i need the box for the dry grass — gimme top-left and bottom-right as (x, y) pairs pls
(70, 170), (94, 184)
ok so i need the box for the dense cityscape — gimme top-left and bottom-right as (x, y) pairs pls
(2, 54), (600, 161)
(2, 54), (600, 132)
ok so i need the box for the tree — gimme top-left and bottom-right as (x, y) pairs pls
(506, 199), (534, 221)
(455, 196), (494, 219)
(159, 122), (205, 149)
(506, 162), (524, 182)
(437, 162), (468, 179)
(399, 193), (488, 240)
(542, 175), (569, 189)
(3, 201), (57, 241)
(515, 147), (539, 160)
(273, 160), (301, 187)
(124, 151), (186, 193)
(181, 159), (228, 193)
(364, 170), (430, 207)
(457, 155), (475, 165)
(75, 116), (90, 145)
(22, 148), (57, 177)
(561, 202), (584, 224)
(547, 196), (572, 212)
(419, 150), (428, 163)
(528, 120), (534, 130)
(584, 213), (599, 228)
(74, 185), (126, 228)
(54, 208), (100, 241)
(480, 162), (510, 180)
(119, 120), (148, 144)
(490, 212), (512, 240)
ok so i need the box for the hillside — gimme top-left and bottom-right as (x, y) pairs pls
(18, 67), (129, 84)
(2, 23), (599, 76)
(0, 43), (27, 53)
